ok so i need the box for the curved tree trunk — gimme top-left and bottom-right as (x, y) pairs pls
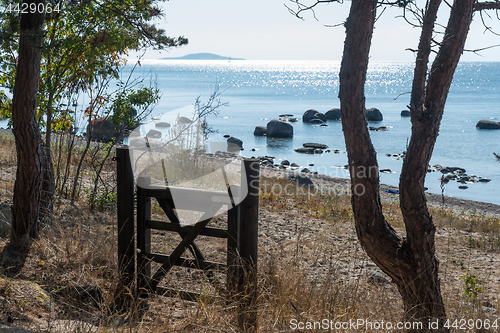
(399, 0), (475, 324)
(339, 0), (410, 281)
(11, 0), (46, 245)
(339, 0), (474, 330)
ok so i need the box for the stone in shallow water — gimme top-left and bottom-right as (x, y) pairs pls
(365, 107), (383, 121)
(253, 126), (267, 136)
(155, 122), (170, 128)
(267, 120), (293, 138)
(146, 129), (161, 138)
(476, 119), (500, 129)
(294, 147), (315, 154)
(325, 108), (341, 120)
(178, 116), (193, 124)
(314, 148), (323, 154)
(303, 143), (329, 149)
(302, 109), (326, 123)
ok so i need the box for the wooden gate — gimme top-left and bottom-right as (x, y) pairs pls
(116, 146), (259, 331)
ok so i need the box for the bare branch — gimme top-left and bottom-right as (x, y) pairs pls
(479, 10), (500, 36)
(430, 37), (442, 47)
(391, 91), (411, 101)
(464, 43), (500, 53)
(285, 0), (340, 20)
(324, 22), (345, 27)
(474, 1), (500, 11)
(442, 0), (453, 9)
(375, 6), (388, 23)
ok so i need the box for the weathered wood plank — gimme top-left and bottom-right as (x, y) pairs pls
(147, 219), (229, 238)
(143, 186), (239, 207)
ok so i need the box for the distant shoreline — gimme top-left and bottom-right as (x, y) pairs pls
(160, 52), (244, 61)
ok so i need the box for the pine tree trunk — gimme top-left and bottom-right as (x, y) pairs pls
(11, 0), (46, 244)
(398, 0), (475, 327)
(338, 0), (472, 330)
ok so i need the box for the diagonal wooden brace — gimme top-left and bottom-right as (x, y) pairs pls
(147, 202), (223, 291)
(156, 197), (206, 262)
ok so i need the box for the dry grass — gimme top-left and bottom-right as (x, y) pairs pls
(0, 140), (500, 331)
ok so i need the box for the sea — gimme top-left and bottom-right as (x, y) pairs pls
(2, 60), (499, 206)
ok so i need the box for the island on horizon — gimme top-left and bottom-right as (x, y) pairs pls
(161, 52), (245, 61)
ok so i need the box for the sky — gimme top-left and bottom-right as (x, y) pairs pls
(137, 0), (500, 62)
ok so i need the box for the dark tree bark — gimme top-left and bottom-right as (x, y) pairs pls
(11, 0), (46, 245)
(339, 0), (475, 330)
(399, 0), (474, 324)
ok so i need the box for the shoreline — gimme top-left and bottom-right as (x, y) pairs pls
(2, 127), (500, 218)
(261, 166), (500, 219)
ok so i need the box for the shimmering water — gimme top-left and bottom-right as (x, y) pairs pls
(2, 60), (499, 205)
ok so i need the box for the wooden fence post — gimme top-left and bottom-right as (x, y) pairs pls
(238, 158), (260, 332)
(136, 176), (152, 297)
(227, 185), (240, 298)
(116, 146), (135, 291)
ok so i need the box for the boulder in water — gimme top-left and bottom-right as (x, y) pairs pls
(325, 108), (341, 120)
(146, 129), (162, 138)
(253, 126), (267, 136)
(365, 108), (383, 121)
(476, 120), (500, 129)
(302, 109), (326, 123)
(178, 116), (193, 124)
(227, 136), (243, 151)
(266, 120), (293, 138)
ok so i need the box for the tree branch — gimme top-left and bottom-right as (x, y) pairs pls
(409, 0), (442, 118)
(285, 0), (340, 20)
(474, 1), (500, 11)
